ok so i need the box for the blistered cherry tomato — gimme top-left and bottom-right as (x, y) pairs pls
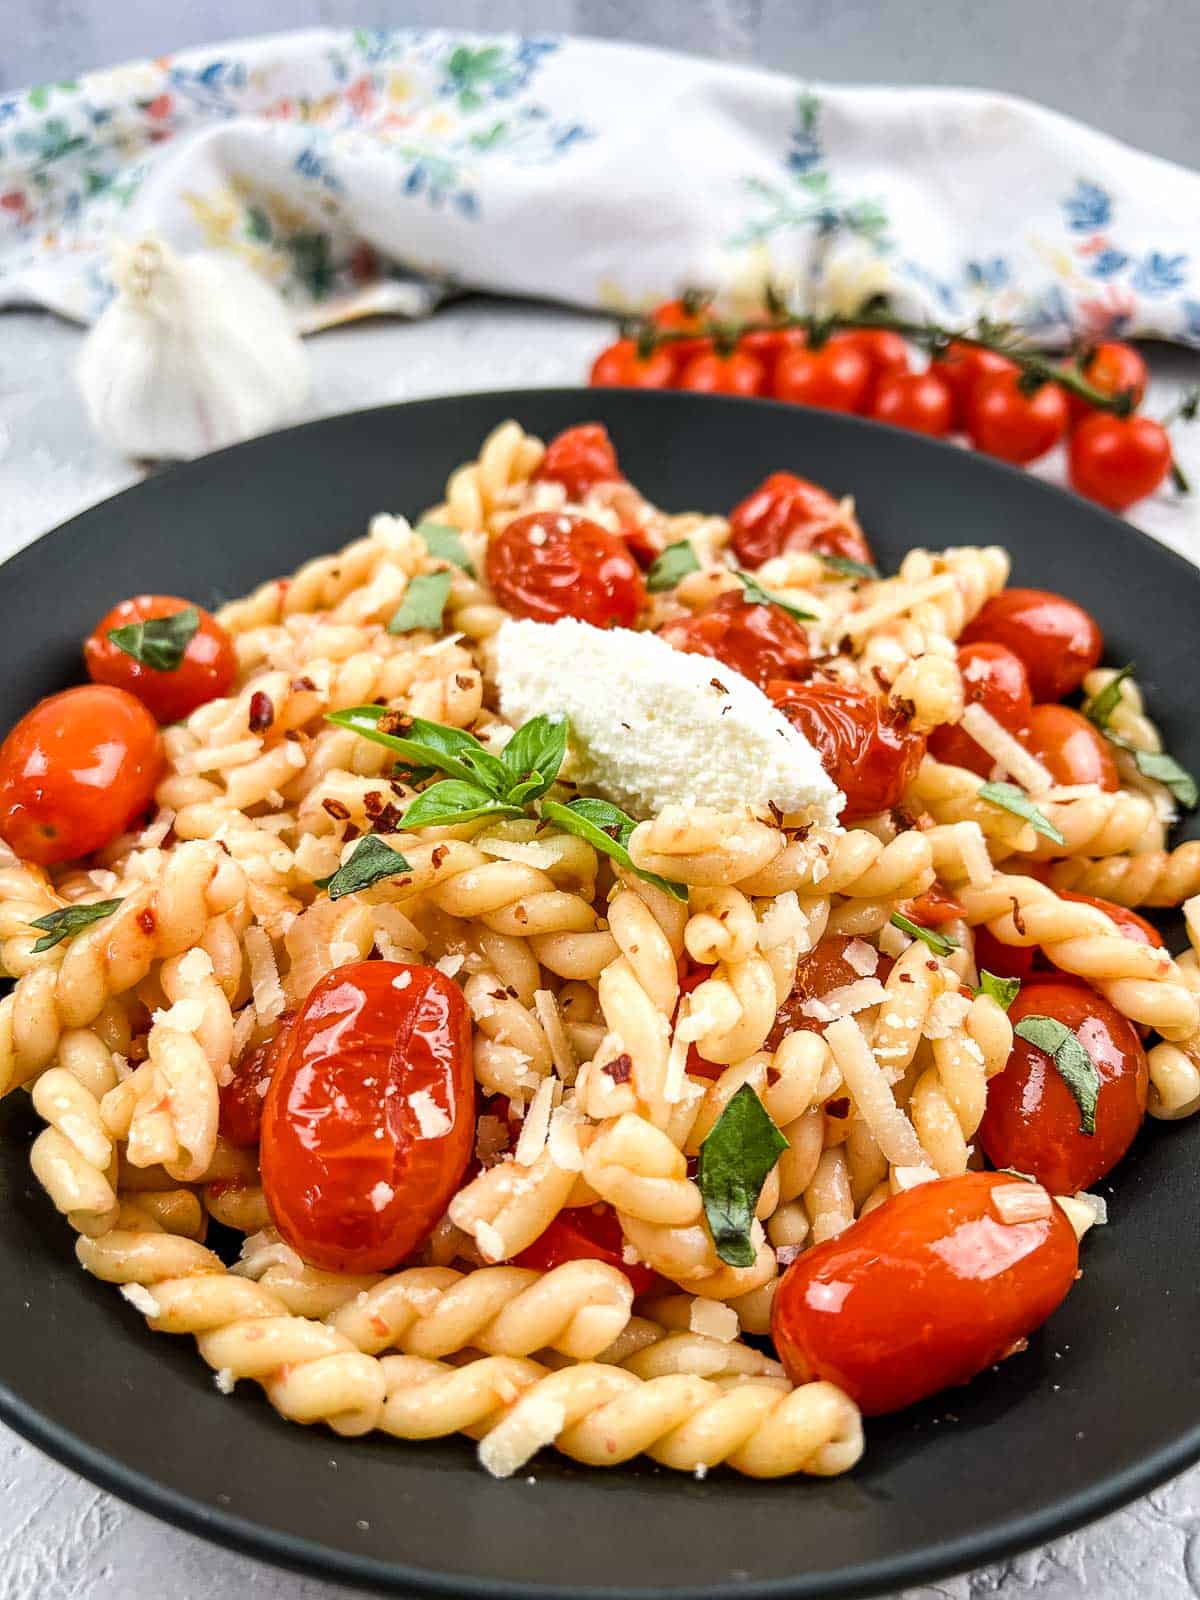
(487, 510), (645, 628)
(870, 370), (953, 436)
(219, 1015), (294, 1148)
(767, 678), (926, 823)
(966, 371), (1070, 464)
(960, 587), (1103, 702)
(1068, 414), (1172, 512)
(979, 976), (1148, 1193)
(928, 642), (1034, 777)
(774, 342), (872, 413)
(772, 1171), (1078, 1414)
(590, 338), (677, 389)
(261, 962), (473, 1273)
(973, 925), (1038, 984)
(515, 1203), (661, 1296)
(897, 884), (965, 927)
(736, 327), (807, 384)
(1021, 703), (1119, 791)
(1065, 341), (1148, 425)
(824, 329), (910, 394)
(728, 471), (875, 570)
(533, 423), (623, 501)
(0, 685), (163, 866)
(767, 934), (894, 1048)
(677, 347), (765, 396)
(929, 343), (1017, 429)
(657, 592), (812, 689)
(84, 594), (237, 724)
(974, 890), (1162, 987)
(650, 298), (713, 362)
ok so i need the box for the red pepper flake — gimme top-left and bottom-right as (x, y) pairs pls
(137, 908), (156, 936)
(322, 798), (352, 821)
(377, 711), (413, 738)
(1009, 896), (1028, 937)
(767, 800), (784, 827)
(825, 1096), (850, 1119)
(370, 803), (403, 834)
(898, 971), (913, 984)
(513, 904), (529, 925)
(709, 677), (729, 694)
(289, 676), (316, 694)
(363, 791), (386, 818)
(603, 1053), (633, 1084)
(343, 823), (361, 843)
(455, 673), (474, 691)
(431, 844), (449, 869)
(766, 1066), (781, 1087)
(248, 691), (274, 734)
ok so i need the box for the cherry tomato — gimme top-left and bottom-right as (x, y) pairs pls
(219, 1015), (294, 1148)
(657, 591), (812, 689)
(1065, 341), (1148, 425)
(869, 370), (954, 437)
(824, 329), (910, 393)
(929, 342), (1017, 429)
(979, 976), (1148, 1193)
(487, 510), (645, 628)
(1068, 414), (1172, 513)
(966, 371), (1070, 464)
(972, 926), (1039, 985)
(1020, 703), (1119, 791)
(515, 1202), (661, 1296)
(774, 342), (872, 413)
(767, 678), (926, 823)
(897, 884), (965, 926)
(974, 890), (1162, 987)
(960, 588), (1103, 703)
(1056, 891), (1163, 950)
(767, 934), (894, 1048)
(736, 327), (807, 385)
(590, 338), (677, 389)
(928, 642), (1034, 777)
(260, 962), (473, 1273)
(677, 347), (765, 397)
(771, 1171), (1078, 1414)
(533, 423), (623, 501)
(728, 471), (875, 570)
(84, 594), (237, 724)
(650, 298), (713, 362)
(0, 685), (163, 866)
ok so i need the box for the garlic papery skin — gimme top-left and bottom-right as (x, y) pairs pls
(76, 237), (311, 460)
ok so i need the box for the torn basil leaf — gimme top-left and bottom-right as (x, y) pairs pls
(733, 569), (817, 622)
(539, 797), (687, 902)
(1082, 664), (1135, 731)
(316, 835), (412, 900)
(29, 898), (123, 954)
(1014, 1014), (1100, 1135)
(646, 540), (701, 593)
(387, 570), (453, 635)
(499, 714), (569, 803)
(889, 912), (958, 956)
(1132, 750), (1198, 809)
(107, 608), (199, 672)
(399, 780), (523, 830)
(977, 780), (1066, 846)
(697, 1084), (788, 1267)
(415, 520), (476, 577)
(975, 970), (1021, 1010)
(819, 552), (880, 580)
(326, 708), (508, 793)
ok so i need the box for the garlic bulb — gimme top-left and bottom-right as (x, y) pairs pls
(76, 237), (311, 460)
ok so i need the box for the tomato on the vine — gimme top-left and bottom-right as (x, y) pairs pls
(590, 338), (676, 389)
(767, 678), (926, 822)
(774, 341), (872, 413)
(658, 591), (812, 689)
(766, 934), (895, 1048)
(1065, 340), (1148, 424)
(650, 298), (713, 362)
(870, 371), (953, 437)
(84, 595), (237, 724)
(677, 347), (765, 396)
(533, 423), (624, 501)
(736, 326), (807, 384)
(1020, 704), (1119, 791)
(728, 470), (875, 569)
(487, 510), (645, 628)
(929, 342), (1017, 429)
(1068, 414), (1172, 512)
(0, 685), (163, 866)
(928, 642), (1033, 777)
(260, 962), (474, 1273)
(966, 371), (1070, 463)
(825, 329), (910, 393)
(515, 1203), (662, 1296)
(959, 587), (1103, 703)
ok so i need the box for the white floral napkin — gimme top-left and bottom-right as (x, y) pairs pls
(2, 27), (1200, 343)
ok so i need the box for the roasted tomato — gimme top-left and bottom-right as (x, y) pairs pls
(979, 976), (1148, 1193)
(897, 884), (965, 926)
(928, 642), (1034, 777)
(0, 685), (163, 866)
(533, 423), (623, 501)
(729, 471), (874, 570)
(767, 678), (926, 822)
(260, 962), (474, 1273)
(771, 1171), (1079, 1414)
(486, 510), (645, 628)
(767, 935), (893, 1048)
(1020, 704), (1119, 791)
(515, 1203), (661, 1296)
(657, 592), (812, 689)
(219, 1016), (294, 1148)
(84, 594), (237, 724)
(959, 588), (1103, 703)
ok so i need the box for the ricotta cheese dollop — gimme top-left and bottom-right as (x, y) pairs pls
(494, 617), (843, 825)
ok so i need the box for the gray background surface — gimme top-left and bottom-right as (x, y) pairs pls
(2, 3), (1199, 1597)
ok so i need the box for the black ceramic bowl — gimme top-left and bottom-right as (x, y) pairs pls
(2, 390), (1198, 1599)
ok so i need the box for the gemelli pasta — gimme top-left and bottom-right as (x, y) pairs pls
(0, 417), (1197, 1481)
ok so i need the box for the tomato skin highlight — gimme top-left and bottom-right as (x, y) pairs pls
(767, 678), (926, 823)
(589, 338), (677, 390)
(870, 371), (953, 437)
(959, 587), (1103, 703)
(729, 471), (874, 570)
(0, 684), (163, 866)
(928, 642), (1033, 777)
(771, 1171), (1079, 1415)
(966, 371), (1069, 464)
(1021, 703), (1119, 791)
(979, 976), (1148, 1194)
(774, 342), (872, 413)
(1068, 414), (1172, 512)
(515, 1203), (661, 1296)
(260, 962), (473, 1273)
(487, 510), (645, 628)
(766, 934), (894, 1049)
(84, 594), (237, 724)
(657, 591), (812, 690)
(1065, 341), (1148, 425)
(677, 347), (765, 396)
(533, 424), (623, 501)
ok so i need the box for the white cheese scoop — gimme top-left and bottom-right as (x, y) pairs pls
(493, 617), (844, 824)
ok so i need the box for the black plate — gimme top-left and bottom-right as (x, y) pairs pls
(2, 389), (1199, 1600)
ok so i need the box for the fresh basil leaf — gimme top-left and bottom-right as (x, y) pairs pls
(499, 714), (569, 802)
(1014, 1015), (1100, 1135)
(889, 912), (958, 956)
(697, 1083), (788, 1267)
(29, 898), (123, 954)
(819, 552), (880, 580)
(327, 708), (508, 793)
(975, 970), (1021, 1010)
(399, 780), (523, 830)
(1133, 749), (1198, 809)
(978, 780), (1066, 846)
(733, 570), (817, 623)
(107, 607), (199, 672)
(1082, 664), (1135, 731)
(646, 540), (700, 593)
(415, 519), (476, 577)
(387, 570), (453, 635)
(540, 798), (688, 902)
(316, 835), (412, 900)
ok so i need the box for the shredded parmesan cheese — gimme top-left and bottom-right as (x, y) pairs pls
(176, 947), (215, 986)
(533, 989), (578, 1084)
(473, 1219), (507, 1264)
(151, 997), (206, 1034)
(435, 952), (466, 978)
(121, 1283), (162, 1318)
(478, 1392), (566, 1478)
(960, 704), (1055, 795)
(800, 977), (889, 1022)
(924, 991), (972, 1039)
(214, 1368), (236, 1395)
(843, 939), (879, 977)
(513, 1076), (561, 1166)
(369, 1181), (395, 1212)
(410, 1089), (453, 1140)
(245, 925), (285, 1024)
(824, 1016), (927, 1167)
(688, 1299), (739, 1342)
(992, 1182), (1053, 1223)
(547, 1103), (585, 1172)
(891, 1164), (939, 1192)
(1056, 1190), (1109, 1240)
(878, 920), (912, 958)
(136, 808), (176, 848)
